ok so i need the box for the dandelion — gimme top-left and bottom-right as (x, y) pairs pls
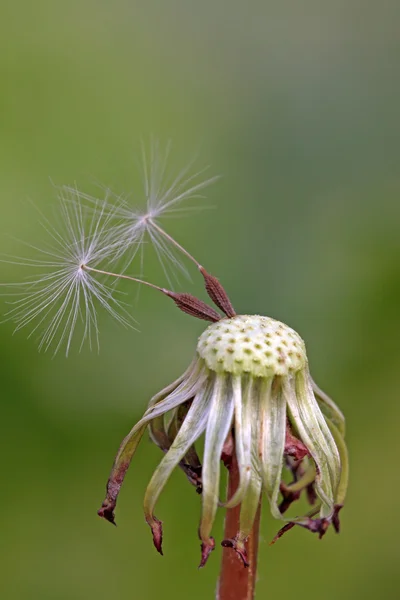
(62, 139), (219, 287)
(97, 269), (349, 600)
(1, 151), (349, 600)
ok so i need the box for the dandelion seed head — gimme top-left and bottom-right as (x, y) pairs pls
(197, 315), (306, 377)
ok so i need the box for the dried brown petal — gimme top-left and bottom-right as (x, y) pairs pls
(332, 504), (343, 533)
(97, 502), (117, 525)
(271, 504), (343, 545)
(269, 522), (296, 545)
(97, 457), (133, 525)
(297, 517), (330, 539)
(146, 516), (164, 555)
(199, 537), (215, 568)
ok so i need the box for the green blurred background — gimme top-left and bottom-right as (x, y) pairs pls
(1, 1), (400, 599)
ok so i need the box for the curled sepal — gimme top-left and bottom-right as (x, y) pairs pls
(143, 385), (212, 547)
(332, 504), (343, 533)
(146, 359), (204, 411)
(221, 376), (252, 508)
(97, 423), (147, 525)
(311, 377), (346, 436)
(325, 418), (349, 508)
(146, 516), (164, 555)
(199, 537), (215, 568)
(269, 506), (321, 545)
(146, 368), (194, 451)
(148, 413), (171, 452)
(225, 383), (263, 555)
(285, 371), (341, 519)
(260, 377), (286, 519)
(168, 402), (203, 492)
(286, 504), (344, 540)
(98, 363), (206, 525)
(199, 376), (234, 555)
(149, 402), (203, 492)
(270, 503), (343, 545)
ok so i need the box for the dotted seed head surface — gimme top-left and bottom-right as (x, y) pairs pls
(197, 315), (307, 377)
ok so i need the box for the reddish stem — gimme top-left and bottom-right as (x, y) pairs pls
(217, 451), (261, 600)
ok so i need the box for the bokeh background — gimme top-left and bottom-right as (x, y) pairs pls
(1, 1), (400, 599)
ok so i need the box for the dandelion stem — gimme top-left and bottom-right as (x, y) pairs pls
(218, 448), (261, 600)
(148, 220), (202, 269)
(82, 265), (166, 294)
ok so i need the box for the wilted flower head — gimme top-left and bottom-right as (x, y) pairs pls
(98, 277), (348, 567)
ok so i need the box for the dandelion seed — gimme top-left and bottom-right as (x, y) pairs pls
(62, 139), (219, 288)
(0, 192), (136, 355)
(0, 188), (225, 355)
